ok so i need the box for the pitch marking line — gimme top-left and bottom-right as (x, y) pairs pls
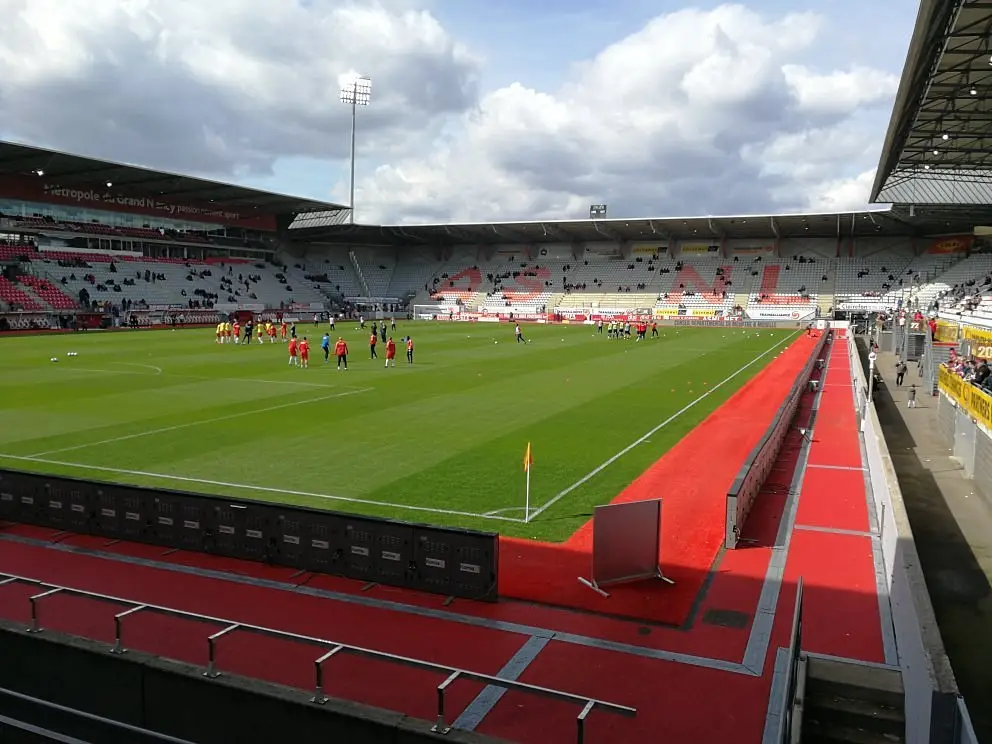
(527, 331), (801, 521)
(28, 388), (373, 458)
(59, 366), (349, 390)
(0, 453), (524, 523)
(111, 362), (163, 374)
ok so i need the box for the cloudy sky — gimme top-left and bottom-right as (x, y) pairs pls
(0, 0), (917, 224)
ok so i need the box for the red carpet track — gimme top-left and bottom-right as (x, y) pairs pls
(476, 641), (770, 744)
(500, 333), (821, 626)
(0, 524), (754, 663)
(782, 531), (884, 663)
(795, 467), (871, 533)
(782, 340), (885, 664)
(0, 540), (525, 723)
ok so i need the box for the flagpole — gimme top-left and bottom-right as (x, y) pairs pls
(525, 465), (531, 523)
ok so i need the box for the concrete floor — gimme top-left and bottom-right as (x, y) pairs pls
(874, 350), (992, 742)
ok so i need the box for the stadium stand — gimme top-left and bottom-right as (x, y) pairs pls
(6, 233), (992, 321)
(0, 248), (327, 312)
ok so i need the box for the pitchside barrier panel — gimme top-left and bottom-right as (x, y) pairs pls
(724, 333), (828, 549)
(0, 572), (636, 743)
(577, 499), (673, 597)
(0, 469), (499, 603)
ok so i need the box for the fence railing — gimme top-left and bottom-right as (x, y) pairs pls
(0, 685), (196, 744)
(0, 572), (635, 743)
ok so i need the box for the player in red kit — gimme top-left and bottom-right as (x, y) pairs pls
(369, 331), (378, 359)
(288, 337), (298, 366)
(299, 337), (310, 368)
(334, 337), (348, 369)
(280, 321), (288, 342)
(384, 336), (396, 368)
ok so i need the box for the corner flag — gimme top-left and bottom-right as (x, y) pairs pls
(524, 442), (533, 472)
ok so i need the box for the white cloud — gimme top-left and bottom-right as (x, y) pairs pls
(805, 169), (878, 212)
(0, 0), (479, 178)
(357, 4), (898, 223)
(0, 1), (899, 223)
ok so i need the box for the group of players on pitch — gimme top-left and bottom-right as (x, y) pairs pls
(214, 316), (414, 371)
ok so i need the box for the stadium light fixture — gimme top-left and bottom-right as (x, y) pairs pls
(339, 75), (372, 225)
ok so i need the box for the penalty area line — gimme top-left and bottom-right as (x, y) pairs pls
(0, 453), (526, 524)
(28, 387), (372, 458)
(526, 331), (800, 522)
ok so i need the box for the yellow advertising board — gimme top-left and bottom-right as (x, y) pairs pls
(681, 244), (718, 254)
(690, 309), (717, 317)
(934, 320), (960, 344)
(654, 308), (679, 317)
(631, 244), (665, 255)
(938, 366), (992, 431)
(962, 326), (992, 359)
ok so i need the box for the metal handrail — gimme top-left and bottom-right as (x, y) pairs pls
(0, 572), (635, 742)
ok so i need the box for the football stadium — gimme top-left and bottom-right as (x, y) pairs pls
(0, 3), (991, 744)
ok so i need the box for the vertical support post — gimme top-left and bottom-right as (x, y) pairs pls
(204, 624), (240, 678)
(349, 96), (357, 225)
(431, 671), (460, 734)
(311, 645), (344, 704)
(27, 588), (62, 633)
(576, 700), (595, 744)
(111, 605), (147, 654)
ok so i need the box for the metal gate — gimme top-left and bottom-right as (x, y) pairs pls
(954, 408), (977, 478)
(975, 430), (992, 502)
(937, 394), (957, 445)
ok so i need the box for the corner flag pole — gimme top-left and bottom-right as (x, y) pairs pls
(524, 443), (533, 523)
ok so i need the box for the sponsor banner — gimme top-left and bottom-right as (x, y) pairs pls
(0, 176), (276, 230)
(631, 243), (666, 255)
(733, 245), (774, 256)
(680, 243), (719, 255)
(962, 326), (992, 359)
(939, 365), (992, 431)
(654, 308), (680, 317)
(689, 309), (717, 317)
(926, 235), (972, 254)
(745, 307), (816, 321)
(934, 320), (960, 344)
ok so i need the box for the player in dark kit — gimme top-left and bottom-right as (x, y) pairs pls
(244, 320), (253, 344)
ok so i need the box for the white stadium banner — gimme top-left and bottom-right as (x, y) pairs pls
(745, 307), (816, 321)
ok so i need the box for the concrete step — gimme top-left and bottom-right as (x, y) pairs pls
(806, 691), (904, 738)
(802, 718), (904, 744)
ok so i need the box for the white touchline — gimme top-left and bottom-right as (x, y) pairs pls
(0, 454), (524, 523)
(28, 388), (373, 458)
(526, 331), (800, 521)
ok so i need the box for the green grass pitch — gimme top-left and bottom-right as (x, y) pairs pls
(0, 322), (797, 541)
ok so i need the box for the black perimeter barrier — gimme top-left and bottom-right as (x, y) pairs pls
(0, 469), (499, 602)
(0, 619), (507, 744)
(724, 331), (829, 548)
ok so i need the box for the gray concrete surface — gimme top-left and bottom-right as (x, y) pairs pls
(874, 351), (992, 743)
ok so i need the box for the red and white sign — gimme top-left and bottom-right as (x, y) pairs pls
(745, 307), (816, 321)
(0, 176), (277, 230)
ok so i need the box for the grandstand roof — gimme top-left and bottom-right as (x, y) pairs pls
(290, 206), (979, 246)
(872, 0), (992, 204)
(0, 140), (348, 217)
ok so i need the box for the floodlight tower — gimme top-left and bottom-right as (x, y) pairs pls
(339, 75), (371, 224)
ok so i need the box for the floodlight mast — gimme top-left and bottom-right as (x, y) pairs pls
(339, 76), (371, 224)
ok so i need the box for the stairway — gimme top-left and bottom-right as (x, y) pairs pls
(801, 656), (905, 744)
(818, 270), (836, 317)
(348, 250), (371, 297)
